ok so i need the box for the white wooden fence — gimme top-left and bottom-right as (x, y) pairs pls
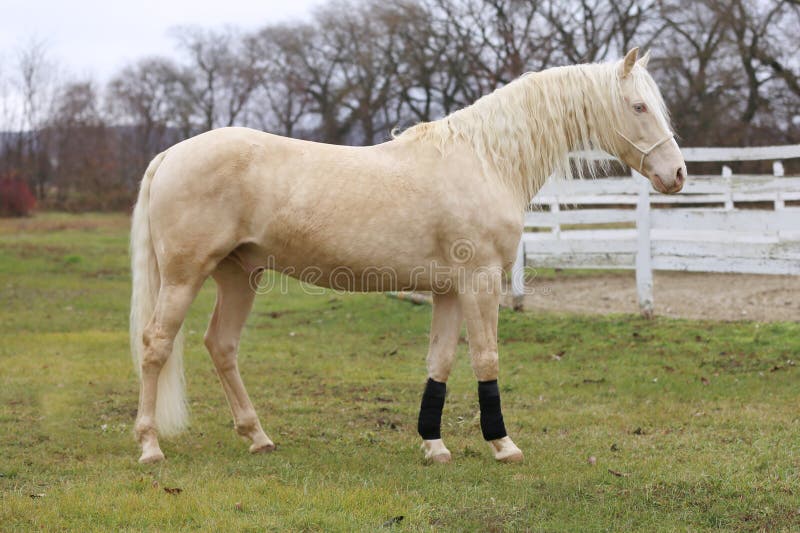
(510, 144), (800, 316)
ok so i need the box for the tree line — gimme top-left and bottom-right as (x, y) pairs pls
(1, 0), (799, 212)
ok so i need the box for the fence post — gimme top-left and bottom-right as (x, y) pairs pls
(634, 170), (654, 318)
(721, 166), (734, 210)
(773, 161), (785, 209)
(550, 198), (561, 238)
(511, 238), (525, 311)
(775, 191), (785, 210)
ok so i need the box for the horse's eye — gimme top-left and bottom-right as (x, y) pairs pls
(633, 103), (647, 113)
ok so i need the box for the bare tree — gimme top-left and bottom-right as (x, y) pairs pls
(544, 0), (629, 63)
(318, 0), (407, 143)
(108, 57), (187, 187)
(252, 25), (311, 137)
(457, 0), (554, 84)
(257, 19), (356, 143)
(724, 0), (800, 143)
(394, 0), (503, 123)
(48, 80), (121, 209)
(654, 0), (736, 145)
(719, 0), (785, 129)
(13, 39), (59, 198)
(0, 57), (17, 134)
(171, 26), (265, 131)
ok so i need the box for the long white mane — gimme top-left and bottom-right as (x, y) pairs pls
(397, 61), (670, 203)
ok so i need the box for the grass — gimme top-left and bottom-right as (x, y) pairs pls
(1, 212), (800, 532)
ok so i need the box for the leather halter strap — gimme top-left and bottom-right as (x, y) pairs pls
(615, 130), (675, 173)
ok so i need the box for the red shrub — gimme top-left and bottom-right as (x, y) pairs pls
(0, 172), (36, 217)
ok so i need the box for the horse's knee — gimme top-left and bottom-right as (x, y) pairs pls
(471, 351), (499, 381)
(427, 351), (456, 382)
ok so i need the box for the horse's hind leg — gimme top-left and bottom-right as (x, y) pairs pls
(136, 282), (199, 463)
(418, 291), (462, 463)
(204, 259), (274, 454)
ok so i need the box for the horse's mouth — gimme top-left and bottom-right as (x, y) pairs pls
(650, 173), (680, 194)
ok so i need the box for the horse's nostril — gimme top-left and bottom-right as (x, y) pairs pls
(675, 167), (685, 185)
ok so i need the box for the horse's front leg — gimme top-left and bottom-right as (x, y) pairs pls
(458, 273), (523, 463)
(418, 291), (462, 463)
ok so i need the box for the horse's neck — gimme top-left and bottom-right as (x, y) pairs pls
(449, 64), (608, 206)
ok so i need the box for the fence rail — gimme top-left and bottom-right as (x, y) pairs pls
(511, 144), (800, 316)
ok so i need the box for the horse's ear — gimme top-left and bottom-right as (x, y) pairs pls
(621, 47), (639, 78)
(638, 49), (651, 69)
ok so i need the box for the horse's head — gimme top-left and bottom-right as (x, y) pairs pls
(612, 48), (686, 194)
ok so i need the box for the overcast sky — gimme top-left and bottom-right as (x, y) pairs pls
(0, 0), (322, 81)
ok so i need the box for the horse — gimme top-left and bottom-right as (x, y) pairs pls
(130, 48), (686, 464)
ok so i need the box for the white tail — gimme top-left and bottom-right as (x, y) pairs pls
(129, 151), (188, 437)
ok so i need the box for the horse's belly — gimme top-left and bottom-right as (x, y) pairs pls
(234, 234), (443, 293)
(263, 251), (440, 292)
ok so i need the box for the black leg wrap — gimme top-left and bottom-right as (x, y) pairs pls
(478, 380), (507, 441)
(417, 378), (446, 440)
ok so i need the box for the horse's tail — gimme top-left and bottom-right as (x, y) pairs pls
(129, 151), (188, 437)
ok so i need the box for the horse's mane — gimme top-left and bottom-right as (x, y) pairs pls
(396, 61), (670, 204)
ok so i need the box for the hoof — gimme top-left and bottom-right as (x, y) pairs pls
(427, 451), (452, 464)
(421, 439), (451, 464)
(249, 441), (276, 454)
(138, 449), (165, 464)
(496, 449), (524, 463)
(488, 436), (524, 463)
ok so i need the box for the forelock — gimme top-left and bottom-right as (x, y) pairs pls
(629, 66), (671, 131)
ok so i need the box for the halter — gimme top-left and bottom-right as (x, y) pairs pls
(615, 130), (675, 173)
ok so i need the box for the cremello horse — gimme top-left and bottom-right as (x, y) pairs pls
(130, 48), (686, 464)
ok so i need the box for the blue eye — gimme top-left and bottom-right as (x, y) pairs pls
(633, 103), (647, 113)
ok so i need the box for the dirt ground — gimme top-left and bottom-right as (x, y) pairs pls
(520, 271), (800, 322)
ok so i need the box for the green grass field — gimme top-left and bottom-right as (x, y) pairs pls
(2, 213), (799, 531)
